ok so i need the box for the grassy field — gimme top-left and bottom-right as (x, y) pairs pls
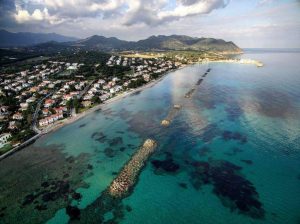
(119, 52), (164, 59)
(0, 144), (12, 156)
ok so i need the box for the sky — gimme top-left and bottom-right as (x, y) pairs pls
(0, 0), (300, 48)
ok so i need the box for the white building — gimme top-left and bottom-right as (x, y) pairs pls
(0, 133), (11, 148)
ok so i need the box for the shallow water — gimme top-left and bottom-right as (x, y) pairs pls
(0, 51), (299, 224)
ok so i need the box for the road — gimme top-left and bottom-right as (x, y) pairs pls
(31, 92), (53, 134)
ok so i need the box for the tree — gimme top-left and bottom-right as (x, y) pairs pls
(91, 96), (101, 104)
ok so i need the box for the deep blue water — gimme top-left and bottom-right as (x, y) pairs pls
(0, 52), (299, 224)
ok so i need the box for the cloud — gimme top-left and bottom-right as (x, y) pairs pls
(14, 6), (64, 25)
(124, 0), (230, 26)
(6, 0), (230, 27)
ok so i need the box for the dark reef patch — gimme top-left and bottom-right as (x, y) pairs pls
(66, 156), (75, 163)
(35, 204), (47, 211)
(91, 131), (107, 143)
(125, 205), (132, 212)
(0, 143), (90, 224)
(104, 147), (116, 158)
(127, 110), (160, 137)
(178, 182), (188, 189)
(224, 147), (243, 156)
(72, 192), (82, 201)
(87, 164), (93, 170)
(254, 89), (296, 118)
(79, 124), (86, 128)
(225, 103), (243, 121)
(69, 190), (125, 223)
(190, 160), (264, 219)
(108, 137), (123, 146)
(151, 158), (180, 173)
(200, 124), (221, 143)
(119, 147), (126, 152)
(222, 131), (247, 144)
(198, 146), (211, 157)
(240, 159), (253, 165)
(66, 205), (81, 220)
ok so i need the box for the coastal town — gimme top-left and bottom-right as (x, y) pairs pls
(0, 53), (181, 156)
(0, 48), (265, 157)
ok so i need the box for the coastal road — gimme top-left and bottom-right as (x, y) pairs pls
(31, 92), (53, 134)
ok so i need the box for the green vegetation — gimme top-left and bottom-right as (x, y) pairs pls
(66, 98), (81, 113)
(0, 144), (13, 155)
(9, 129), (35, 143)
(128, 78), (147, 88)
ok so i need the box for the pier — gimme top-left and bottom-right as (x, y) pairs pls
(109, 139), (157, 197)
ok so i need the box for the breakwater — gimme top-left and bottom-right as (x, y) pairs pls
(109, 139), (157, 197)
(161, 68), (211, 127)
(161, 104), (182, 126)
(202, 59), (264, 67)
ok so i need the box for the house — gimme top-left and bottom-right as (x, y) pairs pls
(82, 100), (92, 107)
(8, 121), (19, 130)
(53, 107), (67, 114)
(143, 74), (150, 82)
(39, 113), (63, 127)
(39, 118), (49, 127)
(20, 103), (29, 110)
(0, 106), (10, 117)
(29, 86), (39, 93)
(42, 109), (50, 116)
(0, 133), (11, 148)
(44, 99), (55, 108)
(12, 112), (24, 120)
(63, 94), (73, 100)
(26, 96), (36, 103)
(100, 93), (110, 101)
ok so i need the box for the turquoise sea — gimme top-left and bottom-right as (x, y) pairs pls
(0, 51), (300, 224)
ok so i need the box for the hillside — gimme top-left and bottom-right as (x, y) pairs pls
(71, 35), (242, 53)
(0, 30), (78, 47)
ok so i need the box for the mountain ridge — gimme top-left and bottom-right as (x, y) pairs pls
(0, 30), (242, 53)
(0, 30), (78, 47)
(70, 34), (242, 53)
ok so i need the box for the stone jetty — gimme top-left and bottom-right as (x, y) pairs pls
(185, 88), (196, 98)
(109, 139), (157, 197)
(196, 78), (203, 85)
(161, 104), (182, 126)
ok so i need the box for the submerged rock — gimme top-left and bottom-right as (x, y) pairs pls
(151, 159), (180, 173)
(190, 160), (265, 219)
(104, 148), (116, 158)
(66, 205), (81, 220)
(72, 192), (82, 200)
(222, 131), (247, 144)
(178, 182), (188, 189)
(240, 159), (253, 165)
(108, 137), (123, 146)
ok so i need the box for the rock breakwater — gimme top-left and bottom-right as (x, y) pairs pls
(109, 139), (157, 197)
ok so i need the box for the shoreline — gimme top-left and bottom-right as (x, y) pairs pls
(39, 66), (187, 135)
(0, 57), (262, 160)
